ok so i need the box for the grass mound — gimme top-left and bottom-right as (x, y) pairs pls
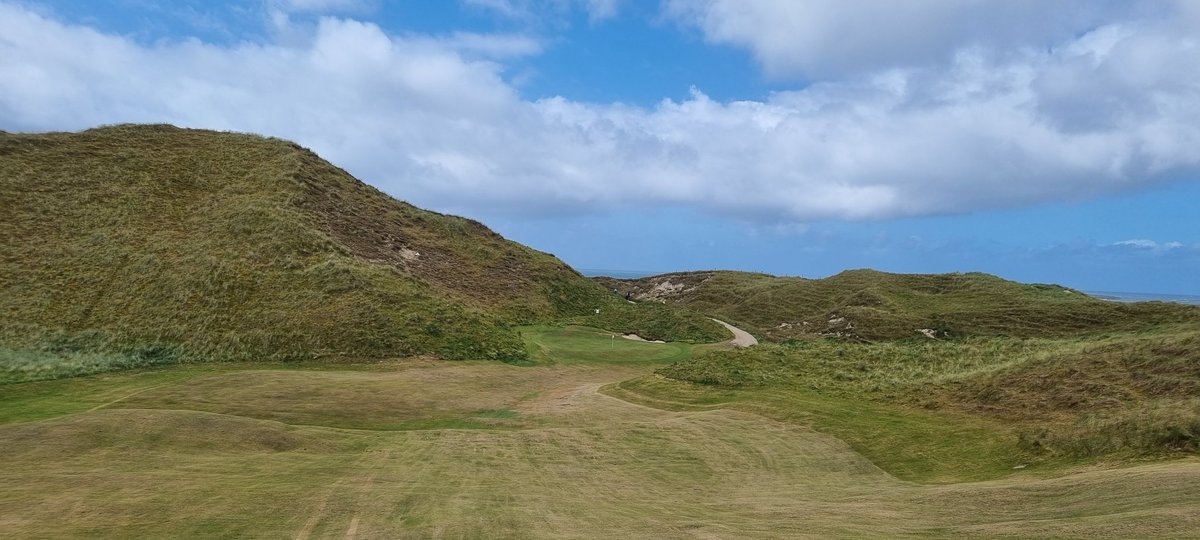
(609, 268), (1200, 463)
(0, 125), (722, 378)
(656, 326), (1200, 461)
(599, 269), (1199, 340)
(945, 330), (1200, 457)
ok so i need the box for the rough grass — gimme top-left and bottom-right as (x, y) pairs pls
(2, 329), (1199, 538)
(599, 269), (1200, 341)
(0, 124), (723, 372)
(947, 330), (1200, 457)
(0, 345), (177, 384)
(654, 326), (1200, 462)
(1019, 399), (1200, 457)
(605, 375), (1037, 483)
(657, 334), (1055, 392)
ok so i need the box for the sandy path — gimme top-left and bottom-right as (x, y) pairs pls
(712, 319), (758, 347)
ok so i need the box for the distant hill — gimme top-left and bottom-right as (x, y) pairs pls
(0, 125), (723, 371)
(597, 269), (1199, 340)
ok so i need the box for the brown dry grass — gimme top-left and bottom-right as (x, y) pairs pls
(599, 269), (1199, 341)
(0, 124), (723, 376)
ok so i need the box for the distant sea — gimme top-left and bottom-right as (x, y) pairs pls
(1084, 291), (1200, 305)
(578, 268), (660, 279)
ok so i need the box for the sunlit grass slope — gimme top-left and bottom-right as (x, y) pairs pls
(647, 325), (1200, 467)
(598, 269), (1199, 340)
(0, 125), (723, 380)
(599, 269), (1200, 464)
(521, 325), (694, 366)
(2, 328), (1198, 538)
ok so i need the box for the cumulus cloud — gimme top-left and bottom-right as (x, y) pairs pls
(663, 0), (1166, 78)
(1, 2), (1198, 222)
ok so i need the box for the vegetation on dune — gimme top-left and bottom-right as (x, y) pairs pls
(0, 341), (179, 385)
(654, 326), (1200, 462)
(0, 125), (722, 379)
(948, 330), (1200, 456)
(600, 268), (1200, 470)
(289, 141), (721, 341)
(599, 269), (1200, 340)
(658, 335), (1048, 392)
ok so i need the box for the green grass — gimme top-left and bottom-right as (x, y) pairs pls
(0, 344), (179, 384)
(520, 325), (696, 366)
(0, 365), (218, 425)
(649, 325), (1200, 465)
(657, 334), (1056, 392)
(598, 269), (1200, 341)
(0, 125), (723, 373)
(2, 328), (1199, 537)
(608, 374), (1047, 483)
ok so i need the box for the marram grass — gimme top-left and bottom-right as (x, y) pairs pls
(0, 124), (723, 381)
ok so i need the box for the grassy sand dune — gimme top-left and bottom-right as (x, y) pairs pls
(650, 325), (1200, 465)
(0, 125), (723, 376)
(598, 269), (1199, 341)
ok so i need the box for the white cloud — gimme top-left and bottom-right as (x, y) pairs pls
(583, 0), (620, 22)
(1114, 239), (1184, 250)
(663, 0), (1166, 78)
(1, 2), (1199, 223)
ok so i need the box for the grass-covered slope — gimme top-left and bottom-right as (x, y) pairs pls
(0, 125), (721, 378)
(599, 269), (1199, 340)
(937, 329), (1200, 457)
(653, 325), (1200, 463)
(6, 356), (1200, 537)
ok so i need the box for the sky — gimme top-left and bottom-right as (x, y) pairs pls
(2, 0), (1198, 294)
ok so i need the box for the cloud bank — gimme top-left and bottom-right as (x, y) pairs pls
(663, 0), (1168, 78)
(1, 1), (1198, 222)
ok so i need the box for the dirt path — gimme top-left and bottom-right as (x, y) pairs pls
(711, 319), (757, 347)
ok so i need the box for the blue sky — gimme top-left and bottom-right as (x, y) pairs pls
(3, 0), (1199, 294)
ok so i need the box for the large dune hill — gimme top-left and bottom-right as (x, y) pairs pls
(0, 124), (721, 372)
